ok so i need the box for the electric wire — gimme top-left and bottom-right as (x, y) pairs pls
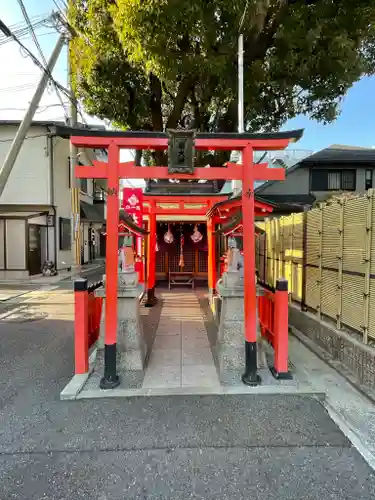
(0, 11), (88, 127)
(0, 17), (50, 46)
(16, 0), (68, 121)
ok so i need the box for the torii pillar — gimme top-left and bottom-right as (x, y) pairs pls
(145, 201), (157, 307)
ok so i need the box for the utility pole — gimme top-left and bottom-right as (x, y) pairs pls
(0, 34), (65, 197)
(67, 39), (81, 272)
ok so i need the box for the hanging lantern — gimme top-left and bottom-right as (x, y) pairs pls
(164, 223), (174, 244)
(191, 224), (203, 243)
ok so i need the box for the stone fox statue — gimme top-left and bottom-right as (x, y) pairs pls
(227, 237), (244, 277)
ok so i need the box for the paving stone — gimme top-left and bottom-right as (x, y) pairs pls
(148, 349), (181, 367)
(142, 366), (181, 388)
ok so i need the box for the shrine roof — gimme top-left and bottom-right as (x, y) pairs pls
(206, 194), (275, 218)
(52, 126), (303, 143)
(216, 212), (265, 235)
(118, 210), (149, 235)
(143, 192), (228, 198)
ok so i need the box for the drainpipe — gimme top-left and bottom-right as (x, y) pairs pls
(48, 134), (57, 268)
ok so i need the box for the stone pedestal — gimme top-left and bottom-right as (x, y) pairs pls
(95, 272), (146, 371)
(215, 272), (262, 378)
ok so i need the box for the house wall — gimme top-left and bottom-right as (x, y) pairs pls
(258, 167), (310, 196)
(258, 164), (374, 202)
(0, 126), (50, 205)
(52, 137), (72, 270)
(53, 140), (99, 269)
(0, 125), (100, 275)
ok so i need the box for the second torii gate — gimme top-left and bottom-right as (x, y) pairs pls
(68, 128), (303, 389)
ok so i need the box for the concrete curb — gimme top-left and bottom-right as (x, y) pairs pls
(74, 384), (324, 400)
(0, 263), (104, 286)
(60, 348), (98, 400)
(324, 400), (375, 471)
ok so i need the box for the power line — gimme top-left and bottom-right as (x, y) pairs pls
(16, 0), (68, 121)
(0, 17), (73, 105)
(0, 29), (57, 46)
(0, 133), (49, 144)
(52, 0), (68, 17)
(0, 13), (88, 127)
(0, 17), (50, 46)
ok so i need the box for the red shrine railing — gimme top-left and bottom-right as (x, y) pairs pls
(257, 278), (291, 378)
(74, 279), (103, 375)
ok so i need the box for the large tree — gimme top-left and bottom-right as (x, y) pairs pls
(69, 0), (375, 133)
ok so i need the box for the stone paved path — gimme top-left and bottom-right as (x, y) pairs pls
(143, 291), (220, 389)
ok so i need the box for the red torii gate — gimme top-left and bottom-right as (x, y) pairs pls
(70, 129), (303, 388)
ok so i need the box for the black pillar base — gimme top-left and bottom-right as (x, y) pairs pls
(144, 287), (157, 308)
(99, 344), (120, 390)
(242, 341), (261, 386)
(270, 367), (293, 380)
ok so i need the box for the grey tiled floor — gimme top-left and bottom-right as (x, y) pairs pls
(142, 291), (220, 389)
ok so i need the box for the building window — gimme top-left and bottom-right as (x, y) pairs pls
(327, 172), (341, 190)
(365, 170), (373, 190)
(311, 169), (356, 191)
(59, 218), (71, 250)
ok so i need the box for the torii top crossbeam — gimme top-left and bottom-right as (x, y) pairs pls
(63, 126), (303, 387)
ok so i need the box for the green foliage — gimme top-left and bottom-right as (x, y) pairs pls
(69, 0), (375, 132)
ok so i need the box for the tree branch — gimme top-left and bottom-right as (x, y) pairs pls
(149, 73), (163, 131)
(243, 1), (293, 65)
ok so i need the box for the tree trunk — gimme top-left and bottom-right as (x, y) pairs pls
(166, 76), (194, 129)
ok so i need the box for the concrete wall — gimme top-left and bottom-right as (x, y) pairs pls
(0, 126), (50, 205)
(289, 304), (375, 395)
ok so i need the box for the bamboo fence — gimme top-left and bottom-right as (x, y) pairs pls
(256, 190), (375, 343)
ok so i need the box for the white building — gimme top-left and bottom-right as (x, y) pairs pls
(0, 120), (105, 279)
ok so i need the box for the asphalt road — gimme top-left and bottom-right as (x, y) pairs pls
(0, 270), (375, 499)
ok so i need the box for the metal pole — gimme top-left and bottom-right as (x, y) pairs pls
(0, 34), (65, 197)
(68, 38), (81, 272)
(238, 34), (244, 136)
(233, 34), (244, 196)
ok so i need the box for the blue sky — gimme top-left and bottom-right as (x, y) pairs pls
(1, 0), (375, 152)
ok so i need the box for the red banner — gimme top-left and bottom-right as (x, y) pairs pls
(122, 188), (143, 226)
